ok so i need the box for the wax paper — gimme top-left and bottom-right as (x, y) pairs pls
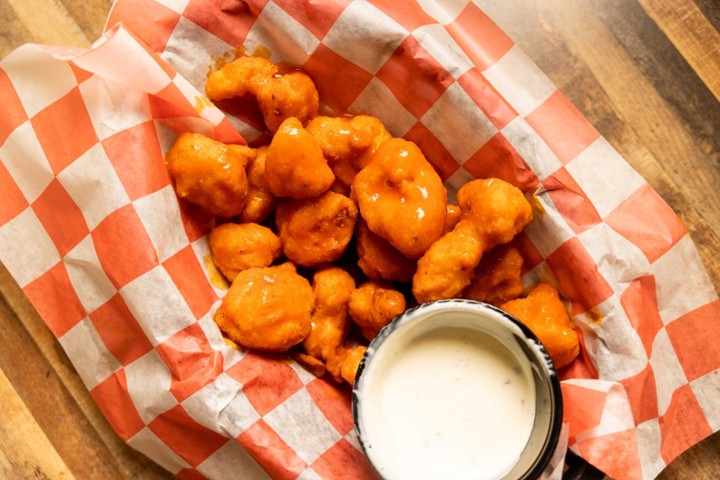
(1, 1), (719, 479)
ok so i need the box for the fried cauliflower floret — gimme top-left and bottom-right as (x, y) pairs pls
(239, 146), (277, 223)
(349, 281), (407, 340)
(214, 263), (314, 352)
(351, 138), (447, 258)
(257, 71), (319, 132)
(303, 267), (356, 364)
(463, 245), (524, 307)
(165, 132), (249, 217)
(413, 178), (532, 304)
(356, 220), (416, 283)
(327, 343), (367, 385)
(306, 115), (391, 194)
(275, 190), (358, 267)
(265, 117), (335, 199)
(208, 222), (281, 282)
(205, 55), (278, 100)
(501, 283), (580, 369)
(205, 55), (319, 132)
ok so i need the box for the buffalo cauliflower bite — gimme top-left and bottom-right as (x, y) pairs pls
(327, 343), (367, 385)
(303, 267), (356, 364)
(463, 244), (525, 307)
(275, 190), (358, 267)
(306, 115), (391, 194)
(165, 132), (249, 218)
(205, 55), (319, 132)
(208, 222), (282, 282)
(214, 263), (314, 352)
(265, 117), (335, 199)
(501, 283), (580, 369)
(351, 138), (447, 258)
(239, 146), (277, 223)
(349, 281), (407, 340)
(413, 178), (532, 303)
(355, 220), (416, 283)
(443, 204), (462, 234)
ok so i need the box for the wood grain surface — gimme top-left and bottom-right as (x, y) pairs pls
(0, 0), (718, 479)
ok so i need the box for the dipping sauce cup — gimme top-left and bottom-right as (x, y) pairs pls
(353, 299), (563, 480)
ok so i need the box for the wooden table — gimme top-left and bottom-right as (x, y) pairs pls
(0, 0), (718, 478)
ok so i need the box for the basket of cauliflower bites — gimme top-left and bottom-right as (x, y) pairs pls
(1, 1), (719, 479)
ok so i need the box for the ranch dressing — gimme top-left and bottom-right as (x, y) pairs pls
(359, 325), (536, 480)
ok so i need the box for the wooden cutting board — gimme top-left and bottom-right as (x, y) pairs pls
(0, 0), (718, 478)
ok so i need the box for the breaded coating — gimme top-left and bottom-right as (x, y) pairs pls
(356, 220), (416, 283)
(327, 343), (367, 385)
(443, 204), (462, 234)
(257, 70), (319, 132)
(303, 267), (356, 364)
(306, 115), (391, 194)
(239, 146), (277, 223)
(265, 117), (335, 199)
(165, 132), (248, 217)
(275, 190), (358, 267)
(205, 55), (319, 132)
(351, 138), (447, 258)
(463, 245), (524, 307)
(349, 281), (407, 340)
(227, 144), (256, 169)
(208, 222), (282, 282)
(501, 283), (579, 369)
(413, 178), (532, 304)
(214, 263), (314, 352)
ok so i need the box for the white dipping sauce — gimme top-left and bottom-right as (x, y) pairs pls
(359, 325), (536, 480)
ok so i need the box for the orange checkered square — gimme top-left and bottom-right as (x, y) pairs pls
(457, 68), (517, 130)
(305, 378), (353, 435)
(445, 2), (514, 71)
(226, 352), (304, 416)
(525, 90), (600, 165)
(463, 133), (539, 192)
(542, 167), (602, 235)
(605, 183), (687, 263)
(311, 438), (378, 480)
(102, 121), (169, 201)
(68, 62), (93, 85)
(148, 404), (229, 467)
(511, 232), (544, 274)
(89, 293), (154, 365)
(23, 261), (86, 338)
(666, 301), (720, 382)
(367, 0), (434, 31)
(577, 429), (643, 480)
(0, 68), (28, 146)
(620, 364), (659, 425)
(107, 0), (182, 52)
(303, 44), (373, 113)
(91, 205), (158, 289)
(376, 36), (454, 119)
(546, 237), (613, 315)
(238, 420), (308, 480)
(0, 160), (28, 227)
(658, 383), (713, 464)
(274, 0), (350, 40)
(162, 245), (219, 320)
(403, 122), (460, 180)
(156, 323), (224, 402)
(32, 179), (89, 257)
(150, 82), (199, 121)
(31, 87), (99, 175)
(184, 0), (261, 48)
(621, 275), (664, 356)
(90, 370), (146, 441)
(561, 383), (609, 439)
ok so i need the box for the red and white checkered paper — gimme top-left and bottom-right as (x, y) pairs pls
(1, 1), (719, 479)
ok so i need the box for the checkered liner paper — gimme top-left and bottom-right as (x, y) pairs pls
(1, 0), (719, 479)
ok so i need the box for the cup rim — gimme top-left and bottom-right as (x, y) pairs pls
(352, 298), (564, 480)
